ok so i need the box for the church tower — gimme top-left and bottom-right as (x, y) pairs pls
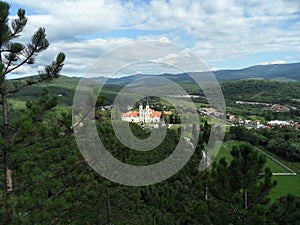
(145, 101), (150, 122)
(139, 102), (144, 122)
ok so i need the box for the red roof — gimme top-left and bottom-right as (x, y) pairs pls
(122, 111), (139, 117)
(150, 111), (161, 118)
(122, 110), (172, 118)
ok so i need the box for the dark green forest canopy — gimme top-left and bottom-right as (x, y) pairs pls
(0, 99), (299, 224)
(1, 75), (299, 224)
(1, 113), (299, 224)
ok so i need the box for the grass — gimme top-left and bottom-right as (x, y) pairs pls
(291, 162), (300, 172)
(215, 142), (235, 162)
(256, 146), (300, 173)
(8, 99), (26, 110)
(216, 142), (290, 173)
(215, 141), (300, 201)
(271, 175), (300, 201)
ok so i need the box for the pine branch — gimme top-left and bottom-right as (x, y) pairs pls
(2, 43), (25, 72)
(73, 105), (94, 129)
(209, 188), (231, 203)
(48, 208), (70, 225)
(7, 52), (65, 94)
(10, 9), (27, 38)
(273, 197), (293, 222)
(24, 169), (91, 215)
(13, 144), (61, 166)
(229, 203), (243, 224)
(0, 159), (87, 199)
(4, 27), (49, 75)
(16, 136), (50, 149)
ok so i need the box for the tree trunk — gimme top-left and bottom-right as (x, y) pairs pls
(0, 46), (13, 193)
(204, 185), (208, 201)
(1, 92), (13, 193)
(107, 188), (112, 225)
(243, 188), (248, 210)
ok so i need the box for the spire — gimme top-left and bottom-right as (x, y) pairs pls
(139, 101), (143, 110)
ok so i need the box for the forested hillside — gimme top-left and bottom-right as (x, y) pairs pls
(7, 76), (300, 106)
(91, 62), (300, 84)
(1, 107), (299, 224)
(221, 80), (300, 106)
(1, 1), (299, 224)
(1, 76), (299, 224)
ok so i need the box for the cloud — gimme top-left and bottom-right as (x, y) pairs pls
(257, 60), (288, 65)
(7, 0), (300, 77)
(42, 37), (134, 76)
(10, 0), (126, 41)
(6, 65), (45, 79)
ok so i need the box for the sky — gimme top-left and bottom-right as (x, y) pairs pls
(7, 0), (300, 78)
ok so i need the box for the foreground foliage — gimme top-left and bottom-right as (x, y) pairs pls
(229, 126), (300, 163)
(0, 1), (65, 195)
(1, 104), (299, 224)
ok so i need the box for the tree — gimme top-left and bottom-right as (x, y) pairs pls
(208, 143), (277, 224)
(0, 1), (65, 194)
(267, 194), (300, 225)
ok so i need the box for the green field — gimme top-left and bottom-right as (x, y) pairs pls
(216, 142), (290, 173)
(271, 175), (300, 201)
(215, 141), (300, 201)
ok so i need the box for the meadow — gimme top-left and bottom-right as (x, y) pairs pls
(215, 141), (300, 201)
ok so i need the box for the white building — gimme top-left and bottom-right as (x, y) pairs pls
(122, 102), (171, 123)
(267, 120), (290, 126)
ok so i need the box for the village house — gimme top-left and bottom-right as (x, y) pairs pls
(270, 104), (289, 112)
(199, 107), (223, 118)
(267, 120), (291, 128)
(226, 114), (235, 120)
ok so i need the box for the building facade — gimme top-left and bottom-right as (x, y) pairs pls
(121, 102), (171, 123)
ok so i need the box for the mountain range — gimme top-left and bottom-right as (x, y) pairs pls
(90, 62), (300, 85)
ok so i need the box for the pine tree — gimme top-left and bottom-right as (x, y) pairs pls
(209, 143), (277, 224)
(0, 1), (65, 194)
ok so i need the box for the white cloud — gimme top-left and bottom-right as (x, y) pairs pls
(208, 65), (220, 71)
(10, 0), (125, 41)
(42, 37), (134, 76)
(6, 65), (45, 79)
(257, 60), (287, 65)
(6, 0), (300, 76)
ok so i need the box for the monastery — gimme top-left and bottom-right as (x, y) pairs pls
(121, 102), (172, 123)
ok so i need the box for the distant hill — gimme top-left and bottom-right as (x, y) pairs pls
(7, 76), (124, 106)
(90, 62), (300, 85)
(7, 73), (300, 108)
(6, 62), (300, 107)
(221, 79), (300, 106)
(215, 62), (300, 81)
